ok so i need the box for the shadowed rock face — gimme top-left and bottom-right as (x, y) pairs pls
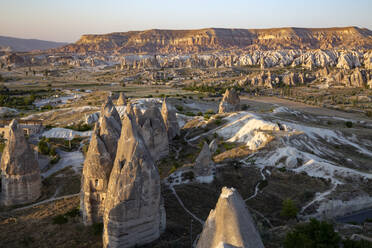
(218, 89), (240, 113)
(103, 113), (165, 248)
(81, 97), (122, 225)
(116, 92), (127, 106)
(161, 99), (180, 141)
(197, 187), (264, 248)
(134, 106), (169, 161)
(101, 96), (122, 129)
(81, 126), (112, 225)
(1, 119), (41, 206)
(194, 142), (214, 177)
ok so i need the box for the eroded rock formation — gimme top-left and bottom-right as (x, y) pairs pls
(134, 106), (169, 161)
(218, 88), (240, 113)
(103, 113), (165, 248)
(116, 92), (127, 106)
(81, 125), (112, 225)
(194, 142), (214, 177)
(1, 120), (41, 206)
(81, 96), (121, 225)
(196, 187), (264, 248)
(161, 98), (180, 140)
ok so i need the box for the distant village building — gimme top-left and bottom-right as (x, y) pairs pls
(0, 120), (43, 140)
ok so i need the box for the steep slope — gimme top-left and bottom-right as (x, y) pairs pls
(55, 27), (372, 54)
(0, 35), (67, 52)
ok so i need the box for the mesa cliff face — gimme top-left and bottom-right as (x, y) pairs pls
(55, 27), (372, 54)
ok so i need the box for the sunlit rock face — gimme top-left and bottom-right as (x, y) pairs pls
(194, 141), (214, 177)
(103, 113), (165, 248)
(218, 88), (240, 113)
(134, 105), (169, 161)
(197, 187), (264, 248)
(1, 119), (41, 206)
(161, 98), (180, 141)
(81, 97), (121, 225)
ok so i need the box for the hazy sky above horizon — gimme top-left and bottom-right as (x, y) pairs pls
(1, 0), (371, 42)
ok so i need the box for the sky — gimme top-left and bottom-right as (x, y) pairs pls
(1, 0), (371, 43)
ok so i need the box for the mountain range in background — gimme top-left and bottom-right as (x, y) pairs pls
(0, 36), (68, 52)
(54, 26), (372, 55)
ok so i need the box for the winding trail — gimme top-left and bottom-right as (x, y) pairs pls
(169, 185), (204, 225)
(300, 184), (337, 215)
(10, 193), (80, 212)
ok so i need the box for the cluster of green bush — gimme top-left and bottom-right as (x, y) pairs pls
(64, 122), (93, 132)
(38, 138), (60, 164)
(52, 208), (80, 225)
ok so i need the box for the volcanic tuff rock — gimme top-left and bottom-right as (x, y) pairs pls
(81, 125), (112, 225)
(133, 105), (169, 161)
(101, 96), (122, 131)
(161, 99), (180, 140)
(194, 142), (214, 177)
(116, 92), (127, 106)
(218, 88), (240, 113)
(0, 120), (41, 206)
(55, 27), (372, 54)
(81, 97), (121, 225)
(196, 187), (264, 248)
(103, 113), (165, 248)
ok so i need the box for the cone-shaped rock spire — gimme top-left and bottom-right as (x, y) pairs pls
(80, 125), (112, 225)
(80, 96), (122, 225)
(103, 113), (165, 248)
(197, 187), (264, 248)
(1, 119), (41, 206)
(116, 92), (127, 106)
(218, 89), (240, 113)
(161, 98), (180, 141)
(194, 141), (214, 177)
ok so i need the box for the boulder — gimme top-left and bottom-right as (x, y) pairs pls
(161, 98), (180, 140)
(103, 113), (165, 248)
(1, 120), (41, 206)
(196, 187), (264, 248)
(218, 89), (240, 113)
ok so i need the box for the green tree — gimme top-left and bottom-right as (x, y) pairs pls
(284, 218), (341, 248)
(281, 198), (298, 219)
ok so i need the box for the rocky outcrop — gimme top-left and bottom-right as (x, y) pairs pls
(116, 92), (127, 106)
(1, 120), (41, 206)
(161, 99), (180, 140)
(218, 89), (240, 113)
(196, 187), (264, 248)
(55, 27), (372, 54)
(103, 113), (165, 248)
(81, 97), (121, 225)
(101, 96), (122, 130)
(194, 142), (214, 177)
(81, 125), (112, 225)
(134, 106), (169, 161)
(209, 139), (218, 154)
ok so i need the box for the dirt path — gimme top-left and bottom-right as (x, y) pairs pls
(10, 193), (80, 212)
(169, 185), (204, 225)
